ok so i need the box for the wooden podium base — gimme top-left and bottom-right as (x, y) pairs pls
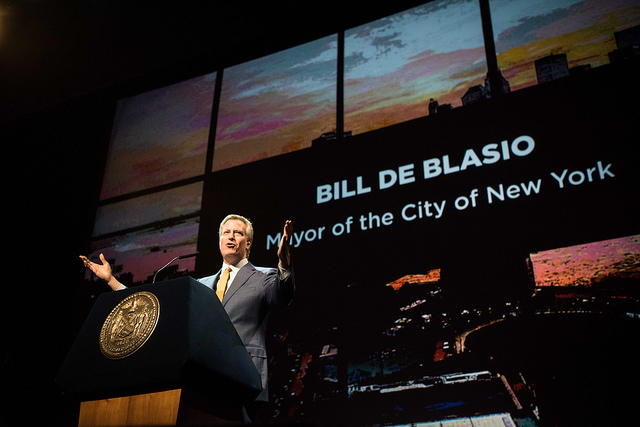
(78, 388), (243, 426)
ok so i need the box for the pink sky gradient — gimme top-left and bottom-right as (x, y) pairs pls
(100, 73), (216, 200)
(530, 234), (640, 287)
(344, 0), (487, 135)
(87, 217), (200, 285)
(491, 0), (640, 91)
(213, 36), (337, 171)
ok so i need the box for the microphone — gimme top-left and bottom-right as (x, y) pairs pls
(152, 252), (199, 283)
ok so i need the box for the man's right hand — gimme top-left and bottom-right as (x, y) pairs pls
(79, 253), (122, 291)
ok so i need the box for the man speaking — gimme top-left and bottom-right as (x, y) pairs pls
(80, 215), (295, 422)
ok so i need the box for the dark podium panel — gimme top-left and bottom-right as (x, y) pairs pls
(56, 277), (261, 405)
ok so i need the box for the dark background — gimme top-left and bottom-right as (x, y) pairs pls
(2, 1), (639, 426)
(1, 2), (428, 425)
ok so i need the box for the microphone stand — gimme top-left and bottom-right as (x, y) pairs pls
(152, 253), (198, 284)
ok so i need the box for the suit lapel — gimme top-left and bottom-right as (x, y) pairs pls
(222, 262), (256, 306)
(213, 269), (222, 285)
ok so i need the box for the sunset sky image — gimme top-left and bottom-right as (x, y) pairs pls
(100, 72), (216, 200)
(489, 0), (640, 91)
(529, 234), (640, 287)
(386, 270), (442, 291)
(89, 183), (202, 283)
(344, 0), (488, 135)
(87, 217), (199, 285)
(213, 35), (337, 172)
(93, 182), (202, 238)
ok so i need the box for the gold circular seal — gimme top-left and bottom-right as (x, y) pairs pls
(100, 291), (160, 359)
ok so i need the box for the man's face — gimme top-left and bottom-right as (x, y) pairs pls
(219, 219), (251, 264)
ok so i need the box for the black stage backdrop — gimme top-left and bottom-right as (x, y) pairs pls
(3, 24), (640, 427)
(193, 63), (640, 426)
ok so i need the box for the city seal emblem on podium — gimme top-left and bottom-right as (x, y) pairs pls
(99, 291), (160, 359)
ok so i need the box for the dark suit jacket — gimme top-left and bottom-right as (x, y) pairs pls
(199, 262), (295, 401)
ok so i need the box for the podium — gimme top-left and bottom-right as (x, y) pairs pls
(56, 277), (262, 425)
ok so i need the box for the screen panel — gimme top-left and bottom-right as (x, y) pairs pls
(344, 0), (488, 135)
(199, 60), (640, 424)
(213, 35), (338, 171)
(100, 72), (216, 200)
(84, 2), (640, 425)
(93, 182), (203, 237)
(529, 234), (640, 288)
(87, 182), (202, 285)
(86, 217), (199, 285)
(489, 0), (640, 91)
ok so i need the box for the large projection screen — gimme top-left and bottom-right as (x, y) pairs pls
(84, 1), (640, 425)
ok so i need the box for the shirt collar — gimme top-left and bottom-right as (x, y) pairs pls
(222, 257), (249, 274)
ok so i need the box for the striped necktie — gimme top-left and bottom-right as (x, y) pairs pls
(216, 266), (231, 301)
